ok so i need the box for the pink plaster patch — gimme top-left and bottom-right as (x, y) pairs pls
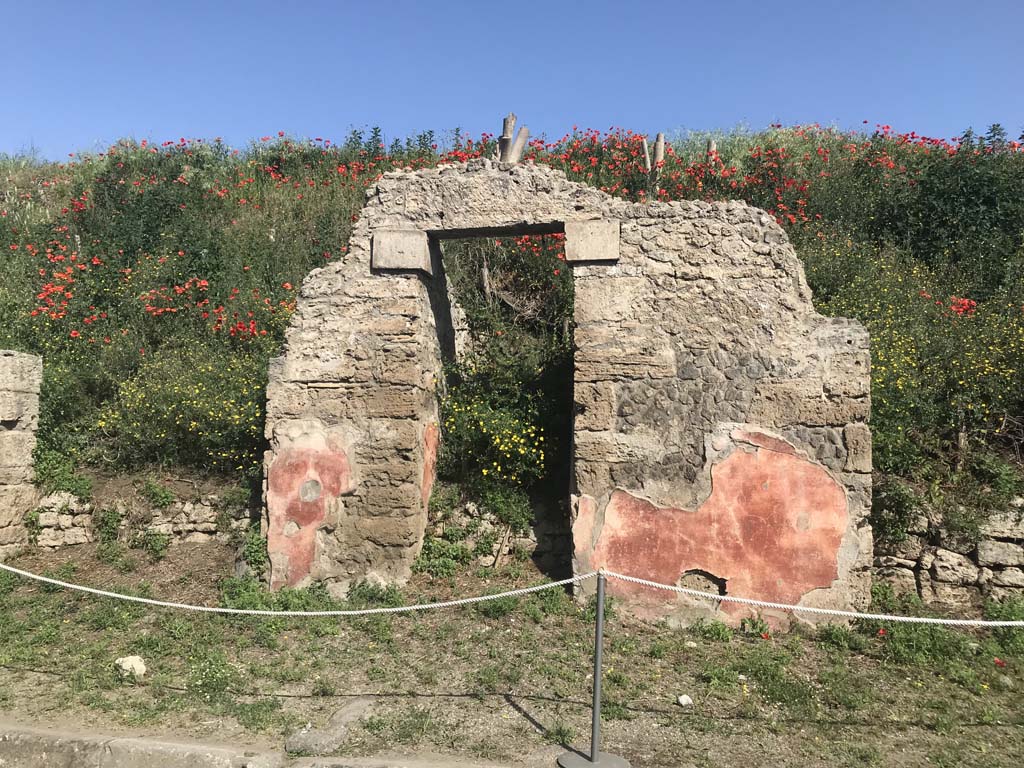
(572, 494), (598, 570)
(421, 423), (439, 510)
(267, 437), (353, 589)
(578, 433), (847, 617)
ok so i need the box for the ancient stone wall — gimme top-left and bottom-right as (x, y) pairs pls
(27, 490), (250, 548)
(265, 160), (873, 623)
(875, 501), (1024, 609)
(0, 351), (42, 559)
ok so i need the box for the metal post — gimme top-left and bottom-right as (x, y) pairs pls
(557, 571), (630, 768)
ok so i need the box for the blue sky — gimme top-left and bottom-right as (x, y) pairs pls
(2, 0), (1021, 159)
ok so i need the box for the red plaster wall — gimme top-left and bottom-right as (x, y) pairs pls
(575, 433), (847, 618)
(267, 439), (353, 589)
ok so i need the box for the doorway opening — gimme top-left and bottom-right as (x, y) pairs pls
(421, 231), (575, 579)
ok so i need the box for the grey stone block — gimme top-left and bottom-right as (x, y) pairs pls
(371, 229), (431, 274)
(978, 539), (1024, 567)
(565, 219), (620, 262)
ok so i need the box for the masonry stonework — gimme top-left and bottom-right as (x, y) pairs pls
(874, 501), (1024, 609)
(27, 490), (251, 549)
(265, 160), (873, 621)
(0, 351), (42, 559)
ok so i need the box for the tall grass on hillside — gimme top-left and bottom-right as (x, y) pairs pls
(2, 123), (1022, 542)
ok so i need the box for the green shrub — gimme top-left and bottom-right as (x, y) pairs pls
(475, 591), (520, 619)
(817, 623), (867, 653)
(438, 388), (547, 489)
(347, 580), (403, 609)
(815, 243), (1024, 481)
(525, 583), (573, 619)
(739, 616), (772, 637)
(427, 481), (461, 519)
(970, 451), (1024, 504)
(689, 619), (733, 642)
(476, 483), (533, 534)
(734, 646), (815, 711)
(544, 721), (575, 746)
(871, 476), (922, 545)
(93, 508), (121, 544)
(241, 528), (269, 578)
(984, 596), (1024, 656)
(98, 344), (268, 476)
(218, 483), (253, 511)
(32, 448), (92, 499)
(23, 509), (40, 545)
(96, 542), (136, 572)
(0, 570), (18, 597)
(230, 698), (281, 731)
(40, 562), (77, 593)
(219, 575), (340, 613)
(131, 529), (171, 561)
(859, 583), (975, 666)
(187, 649), (237, 703)
(412, 537), (473, 579)
(584, 593), (617, 623)
(140, 478), (175, 509)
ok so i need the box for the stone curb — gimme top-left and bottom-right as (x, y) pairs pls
(0, 721), (282, 768)
(0, 721), (513, 768)
(291, 758), (514, 768)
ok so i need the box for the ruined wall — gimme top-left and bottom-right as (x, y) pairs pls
(0, 351), (42, 559)
(265, 160), (873, 620)
(569, 201), (873, 625)
(27, 490), (250, 548)
(875, 502), (1024, 609)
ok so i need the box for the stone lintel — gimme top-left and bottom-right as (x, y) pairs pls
(371, 229), (431, 275)
(564, 219), (620, 263)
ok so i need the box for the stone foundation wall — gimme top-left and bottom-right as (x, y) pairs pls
(28, 490), (251, 548)
(0, 351), (42, 559)
(875, 502), (1024, 609)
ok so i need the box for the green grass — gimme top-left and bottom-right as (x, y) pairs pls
(1, 546), (1022, 766)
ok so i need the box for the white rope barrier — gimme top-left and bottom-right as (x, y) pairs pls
(603, 570), (1024, 627)
(0, 561), (594, 617)
(1, 559), (1022, 626)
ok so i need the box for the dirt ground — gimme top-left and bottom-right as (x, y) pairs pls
(0, 541), (1021, 768)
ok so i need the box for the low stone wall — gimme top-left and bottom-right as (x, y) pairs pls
(29, 490), (251, 548)
(874, 501), (1024, 609)
(0, 351), (42, 559)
